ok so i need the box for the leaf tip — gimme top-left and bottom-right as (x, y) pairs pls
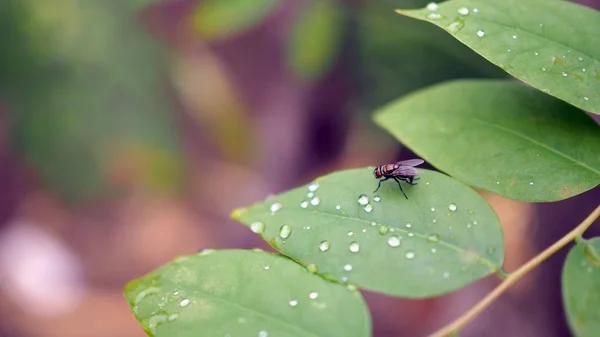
(230, 207), (248, 221)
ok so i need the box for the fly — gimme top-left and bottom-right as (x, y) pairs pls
(373, 159), (425, 199)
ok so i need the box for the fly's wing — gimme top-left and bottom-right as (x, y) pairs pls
(396, 159), (425, 167)
(392, 166), (422, 176)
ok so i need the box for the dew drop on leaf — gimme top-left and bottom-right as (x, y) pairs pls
(289, 299), (298, 307)
(270, 202), (283, 213)
(388, 235), (401, 247)
(379, 225), (389, 235)
(427, 234), (440, 242)
(357, 194), (369, 205)
(349, 242), (360, 253)
(310, 196), (320, 206)
(263, 265), (270, 270)
(259, 331), (268, 337)
(344, 263), (353, 271)
(308, 181), (319, 192)
(448, 203), (457, 212)
(319, 241), (330, 252)
(373, 195), (381, 202)
(442, 272), (450, 279)
(405, 222), (412, 229)
(306, 263), (318, 273)
(430, 207), (436, 212)
(457, 7), (469, 15)
(279, 225), (292, 239)
(335, 205), (341, 210)
(179, 298), (190, 307)
(300, 201), (308, 208)
(250, 222), (265, 234)
(370, 221), (378, 227)
(405, 251), (416, 259)
(347, 231), (354, 236)
(427, 13), (442, 20)
(426, 2), (439, 11)
(364, 204), (373, 213)
(309, 292), (319, 299)
(476, 29), (485, 37)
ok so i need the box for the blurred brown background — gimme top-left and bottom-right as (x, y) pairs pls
(1, 0), (599, 336)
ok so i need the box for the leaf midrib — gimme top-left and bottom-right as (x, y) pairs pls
(283, 208), (501, 271)
(472, 118), (600, 175)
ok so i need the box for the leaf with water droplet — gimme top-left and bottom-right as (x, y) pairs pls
(374, 80), (600, 202)
(562, 237), (600, 337)
(232, 168), (504, 298)
(124, 250), (371, 337)
(193, 0), (282, 41)
(396, 0), (600, 114)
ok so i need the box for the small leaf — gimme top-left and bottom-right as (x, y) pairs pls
(125, 249), (371, 337)
(232, 168), (504, 298)
(396, 0), (600, 114)
(562, 238), (600, 337)
(193, 0), (281, 41)
(287, 0), (344, 81)
(374, 80), (600, 202)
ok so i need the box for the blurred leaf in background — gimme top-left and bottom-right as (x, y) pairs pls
(355, 0), (507, 114)
(0, 0), (186, 202)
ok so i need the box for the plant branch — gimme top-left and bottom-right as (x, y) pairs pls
(429, 204), (600, 337)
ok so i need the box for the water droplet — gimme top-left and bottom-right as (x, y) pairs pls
(148, 315), (168, 332)
(289, 299), (298, 307)
(425, 182), (430, 185)
(263, 265), (270, 270)
(432, 219), (437, 224)
(431, 207), (436, 212)
(408, 232), (414, 237)
(562, 72), (568, 77)
(309, 292), (319, 299)
(335, 205), (341, 210)
(534, 52), (539, 55)
(486, 246), (496, 256)
(379, 225), (389, 235)
(250, 222), (265, 234)
(358, 194), (369, 205)
(405, 222), (412, 229)
(578, 56), (583, 61)
(306, 264), (318, 273)
(542, 67), (546, 71)
(583, 68), (587, 72)
(476, 30), (485, 37)
(373, 195), (381, 202)
(259, 331), (268, 337)
(457, 7), (469, 15)
(349, 242), (360, 253)
(308, 181), (319, 192)
(310, 196), (320, 206)
(405, 251), (416, 259)
(388, 235), (401, 247)
(307, 192), (314, 198)
(427, 234), (440, 242)
(442, 272), (450, 279)
(341, 276), (348, 282)
(319, 241), (330, 251)
(362, 229), (367, 233)
(270, 202), (283, 213)
(468, 209), (475, 215)
(448, 203), (458, 212)
(512, 35), (517, 39)
(473, 8), (479, 13)
(473, 220), (478, 225)
(496, 181), (500, 184)
(529, 182), (534, 186)
(447, 21), (464, 34)
(364, 204), (373, 213)
(344, 263), (353, 271)
(348, 231), (354, 236)
(426, 2), (439, 11)
(279, 225), (292, 239)
(134, 287), (161, 304)
(300, 201), (308, 208)
(431, 248), (437, 254)
(346, 284), (358, 291)
(507, 49), (511, 52)
(466, 223), (472, 229)
(370, 221), (378, 227)
(167, 313), (179, 322)
(584, 96), (589, 101)
(198, 249), (215, 256)
(180, 298), (190, 307)
(427, 13), (442, 20)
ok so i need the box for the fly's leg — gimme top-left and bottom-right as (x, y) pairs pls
(393, 177), (409, 199)
(407, 176), (419, 185)
(374, 177), (389, 193)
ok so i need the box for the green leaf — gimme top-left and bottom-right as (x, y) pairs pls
(287, 0), (344, 81)
(125, 249), (371, 337)
(562, 237), (600, 337)
(373, 80), (600, 202)
(231, 168), (504, 298)
(5, 0), (185, 202)
(395, 0), (600, 114)
(193, 0), (281, 41)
